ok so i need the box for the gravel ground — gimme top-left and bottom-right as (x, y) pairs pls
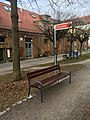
(0, 60), (90, 120)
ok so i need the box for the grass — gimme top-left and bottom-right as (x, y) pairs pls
(60, 53), (90, 64)
(37, 53), (90, 67)
(0, 53), (89, 112)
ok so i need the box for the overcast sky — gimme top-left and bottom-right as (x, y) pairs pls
(0, 0), (90, 18)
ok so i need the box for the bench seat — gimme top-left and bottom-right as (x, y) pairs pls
(31, 72), (70, 88)
(27, 64), (71, 103)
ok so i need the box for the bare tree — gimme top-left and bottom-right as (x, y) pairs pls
(48, 0), (89, 18)
(6, 0), (21, 80)
(71, 16), (90, 56)
(38, 14), (69, 44)
(76, 32), (89, 56)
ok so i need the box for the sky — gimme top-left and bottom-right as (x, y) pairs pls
(0, 0), (90, 19)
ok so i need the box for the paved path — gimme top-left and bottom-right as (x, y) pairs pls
(0, 49), (90, 74)
(0, 59), (90, 120)
(0, 53), (90, 75)
(0, 55), (62, 75)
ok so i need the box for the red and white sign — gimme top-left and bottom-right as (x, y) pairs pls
(55, 22), (72, 30)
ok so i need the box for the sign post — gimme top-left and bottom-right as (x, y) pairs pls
(54, 25), (57, 65)
(54, 22), (72, 65)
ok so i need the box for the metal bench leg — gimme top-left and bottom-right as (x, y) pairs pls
(69, 72), (71, 84)
(28, 81), (31, 97)
(40, 86), (43, 103)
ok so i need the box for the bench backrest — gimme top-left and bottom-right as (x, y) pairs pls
(27, 64), (60, 80)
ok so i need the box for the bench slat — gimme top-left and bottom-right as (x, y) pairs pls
(31, 72), (70, 88)
(27, 64), (60, 79)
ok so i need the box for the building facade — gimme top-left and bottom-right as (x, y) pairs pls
(0, 2), (54, 62)
(0, 2), (89, 62)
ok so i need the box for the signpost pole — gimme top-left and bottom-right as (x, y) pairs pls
(54, 25), (57, 65)
(54, 22), (72, 65)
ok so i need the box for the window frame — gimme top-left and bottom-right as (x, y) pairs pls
(3, 6), (11, 12)
(0, 36), (6, 43)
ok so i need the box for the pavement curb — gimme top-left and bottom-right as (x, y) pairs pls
(0, 95), (34, 117)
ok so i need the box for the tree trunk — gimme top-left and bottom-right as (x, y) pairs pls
(80, 43), (82, 56)
(10, 0), (21, 80)
(69, 41), (73, 58)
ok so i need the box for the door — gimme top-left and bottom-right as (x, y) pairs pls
(0, 49), (3, 61)
(26, 41), (32, 59)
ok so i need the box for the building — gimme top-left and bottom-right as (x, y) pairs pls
(0, 2), (54, 62)
(0, 2), (90, 62)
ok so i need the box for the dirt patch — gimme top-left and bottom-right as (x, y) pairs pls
(0, 79), (28, 112)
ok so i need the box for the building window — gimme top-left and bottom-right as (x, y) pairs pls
(44, 38), (48, 44)
(3, 6), (11, 11)
(0, 36), (5, 43)
(7, 48), (12, 58)
(30, 13), (36, 18)
(18, 19), (22, 22)
(25, 38), (32, 42)
(7, 49), (10, 58)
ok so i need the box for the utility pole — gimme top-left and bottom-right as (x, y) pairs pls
(6, 0), (21, 80)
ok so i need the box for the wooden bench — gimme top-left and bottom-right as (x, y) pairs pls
(27, 64), (71, 103)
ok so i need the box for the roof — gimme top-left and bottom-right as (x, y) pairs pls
(0, 2), (42, 34)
